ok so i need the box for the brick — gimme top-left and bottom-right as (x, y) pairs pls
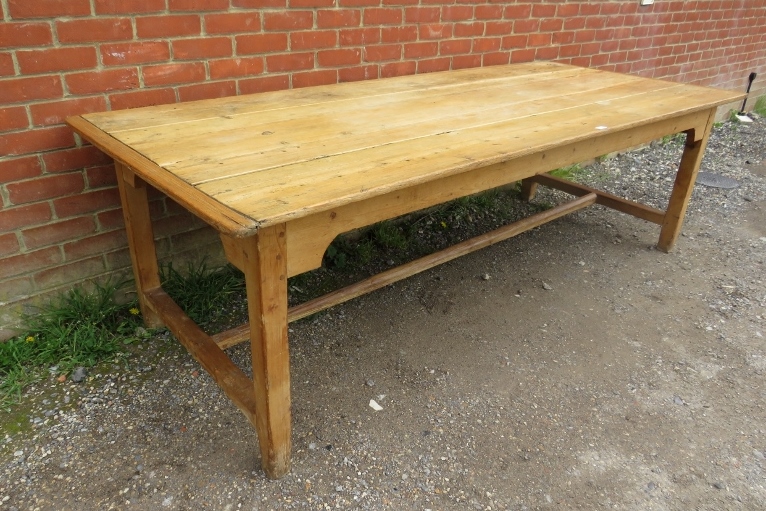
(239, 74), (290, 94)
(563, 17), (586, 30)
(63, 229), (126, 262)
(169, 0), (229, 10)
(136, 15), (201, 38)
(290, 0), (335, 6)
(205, 12), (261, 34)
(85, 164), (116, 188)
(290, 31), (337, 50)
(30, 97), (107, 127)
(535, 46), (559, 60)
(364, 8), (403, 25)
(34, 256), (106, 289)
(339, 0), (378, 6)
(0, 22), (53, 48)
(172, 37), (232, 60)
(317, 9), (361, 28)
(232, 0), (285, 7)
(0, 247), (62, 280)
(454, 22), (484, 38)
(559, 44), (582, 58)
(513, 18), (540, 33)
(452, 54), (481, 69)
(95, 0), (165, 14)
(364, 44), (402, 62)
(418, 24), (453, 40)
(0, 53), (13, 76)
(178, 81), (237, 102)
(17, 47), (97, 74)
(263, 11), (314, 31)
(504, 4), (532, 19)
(0, 106), (28, 132)
(292, 69), (337, 88)
(7, 171), (84, 205)
(42, 145), (112, 173)
(475, 5), (503, 20)
(404, 42), (438, 59)
(109, 88), (176, 111)
(209, 57), (264, 79)
(339, 28), (381, 46)
(531, 4), (556, 18)
(483, 52), (511, 66)
(236, 33), (288, 54)
(0, 203), (51, 231)
(382, 26), (418, 43)
(540, 18), (563, 32)
(97, 207), (126, 231)
(1, 75), (62, 104)
(8, 0), (90, 19)
(404, 7), (440, 23)
(142, 62), (205, 86)
(0, 126), (74, 157)
(502, 34), (528, 50)
(417, 57), (450, 73)
(317, 48), (361, 67)
(556, 4), (579, 17)
(440, 39), (471, 55)
(485, 21), (513, 36)
(101, 41), (170, 66)
(56, 18), (133, 43)
(380, 61), (415, 78)
(0, 233), (20, 258)
(23, 217), (96, 251)
(265, 52), (315, 72)
(66, 68), (139, 95)
(441, 6), (473, 22)
(0, 156), (42, 181)
(338, 65), (378, 82)
(527, 33), (551, 47)
(473, 37), (501, 53)
(383, 0), (417, 6)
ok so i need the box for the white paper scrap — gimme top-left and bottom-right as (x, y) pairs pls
(736, 114), (753, 123)
(369, 399), (383, 411)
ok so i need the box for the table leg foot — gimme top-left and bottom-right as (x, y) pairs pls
(520, 178), (538, 201)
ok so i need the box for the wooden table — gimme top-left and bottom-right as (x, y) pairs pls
(68, 62), (742, 479)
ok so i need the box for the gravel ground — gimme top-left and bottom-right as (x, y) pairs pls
(2, 114), (765, 510)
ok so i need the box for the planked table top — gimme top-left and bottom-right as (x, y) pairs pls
(69, 62), (743, 236)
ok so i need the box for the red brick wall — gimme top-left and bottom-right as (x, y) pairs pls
(1, 0), (765, 337)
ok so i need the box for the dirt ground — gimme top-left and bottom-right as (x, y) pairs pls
(2, 116), (765, 510)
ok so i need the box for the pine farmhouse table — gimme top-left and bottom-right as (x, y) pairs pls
(68, 62), (743, 479)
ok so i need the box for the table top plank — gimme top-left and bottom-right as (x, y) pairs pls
(71, 62), (744, 236)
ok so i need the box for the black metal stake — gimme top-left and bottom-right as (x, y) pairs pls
(740, 72), (757, 114)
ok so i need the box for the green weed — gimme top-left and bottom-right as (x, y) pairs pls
(549, 164), (586, 181)
(754, 96), (766, 116)
(160, 260), (245, 328)
(1, 279), (141, 407)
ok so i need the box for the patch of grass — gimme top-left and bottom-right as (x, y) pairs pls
(1, 279), (142, 407)
(549, 163), (587, 181)
(160, 260), (245, 328)
(371, 221), (409, 251)
(754, 96), (766, 116)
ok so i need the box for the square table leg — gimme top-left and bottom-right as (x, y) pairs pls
(657, 109), (716, 252)
(115, 161), (163, 328)
(239, 224), (292, 479)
